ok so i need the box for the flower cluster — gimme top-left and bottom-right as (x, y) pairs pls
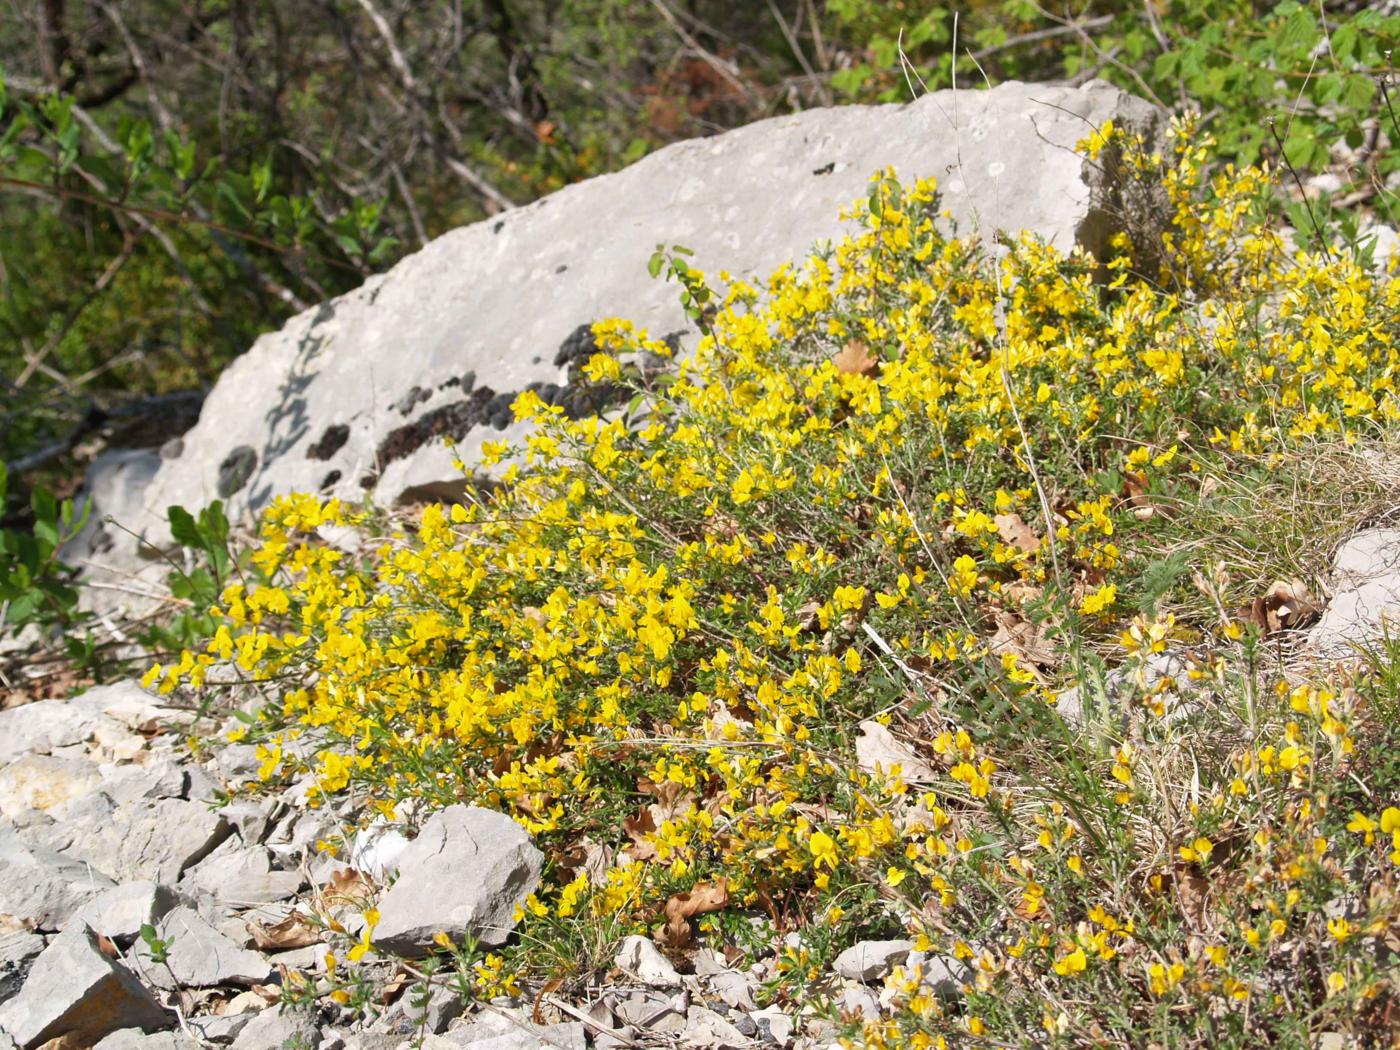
(152, 115), (1399, 1045)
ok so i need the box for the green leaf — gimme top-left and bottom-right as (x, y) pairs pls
(167, 505), (202, 549)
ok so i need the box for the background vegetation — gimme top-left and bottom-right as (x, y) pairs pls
(5, 0), (1400, 481)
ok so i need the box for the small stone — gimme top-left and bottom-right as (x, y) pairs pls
(69, 882), (183, 946)
(33, 796), (232, 886)
(178, 839), (303, 908)
(0, 923), (170, 1049)
(834, 939), (913, 983)
(681, 1006), (746, 1048)
(905, 950), (972, 999)
(135, 907), (273, 989)
(229, 1006), (322, 1049)
(614, 935), (680, 988)
(611, 991), (685, 1033)
(402, 986), (465, 1035)
(750, 1006), (792, 1046)
(706, 969), (756, 1011)
(839, 985), (881, 1020)
(371, 807), (542, 956)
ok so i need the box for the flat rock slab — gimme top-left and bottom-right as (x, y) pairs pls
(69, 882), (183, 946)
(1308, 528), (1400, 660)
(0, 682), (173, 766)
(0, 923), (169, 1049)
(89, 80), (1161, 603)
(0, 828), (115, 931)
(835, 939), (914, 982)
(0, 933), (44, 1005)
(371, 806), (542, 956)
(91, 1031), (201, 1050)
(32, 795), (231, 886)
(135, 907), (272, 989)
(435, 1014), (586, 1050)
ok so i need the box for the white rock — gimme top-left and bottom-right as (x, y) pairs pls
(134, 906), (273, 988)
(0, 932), (44, 1004)
(681, 1006), (746, 1048)
(371, 807), (542, 956)
(92, 1030), (202, 1049)
(614, 935), (680, 988)
(834, 939), (914, 982)
(92, 80), (1163, 604)
(0, 827), (115, 931)
(349, 819), (413, 882)
(0, 753), (102, 815)
(705, 968), (756, 1011)
(751, 1006), (793, 1045)
(0, 923), (170, 1048)
(839, 985), (881, 1019)
(904, 950), (973, 999)
(439, 1012), (586, 1049)
(68, 881), (183, 945)
(178, 837), (303, 908)
(1309, 528), (1400, 660)
(229, 1006), (321, 1049)
(30, 794), (232, 885)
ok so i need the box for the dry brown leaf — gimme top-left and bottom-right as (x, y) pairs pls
(247, 912), (323, 951)
(994, 512), (1041, 555)
(95, 933), (120, 959)
(1171, 862), (1212, 931)
(833, 339), (878, 376)
(656, 878), (729, 950)
(987, 611), (1058, 674)
(855, 720), (938, 784)
(622, 808), (659, 863)
(1245, 579), (1323, 636)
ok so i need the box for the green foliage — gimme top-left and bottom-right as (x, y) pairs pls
(0, 460), (87, 629)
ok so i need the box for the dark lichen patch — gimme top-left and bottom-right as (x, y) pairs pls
(306, 423), (350, 461)
(554, 323), (600, 376)
(813, 161), (835, 175)
(217, 446), (258, 498)
(319, 470), (342, 491)
(393, 386), (432, 416)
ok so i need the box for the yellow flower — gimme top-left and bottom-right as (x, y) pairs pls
(808, 830), (838, 870)
(1052, 947), (1087, 977)
(1178, 837), (1214, 865)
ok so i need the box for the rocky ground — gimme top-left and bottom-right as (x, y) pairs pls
(2, 519), (1398, 1050)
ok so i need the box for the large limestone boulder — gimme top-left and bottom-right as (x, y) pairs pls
(87, 80), (1162, 597)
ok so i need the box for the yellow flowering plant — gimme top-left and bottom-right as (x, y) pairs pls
(153, 116), (1399, 1047)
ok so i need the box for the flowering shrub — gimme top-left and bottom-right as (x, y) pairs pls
(152, 117), (1399, 1046)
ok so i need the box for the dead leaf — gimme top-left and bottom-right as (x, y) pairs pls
(1171, 862), (1212, 931)
(622, 808), (659, 863)
(247, 912), (323, 951)
(1123, 471), (1161, 521)
(994, 512), (1041, 556)
(1244, 579), (1323, 636)
(855, 720), (938, 784)
(656, 878), (729, 949)
(532, 977), (565, 1025)
(987, 611), (1058, 675)
(833, 339), (878, 376)
(95, 933), (120, 959)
